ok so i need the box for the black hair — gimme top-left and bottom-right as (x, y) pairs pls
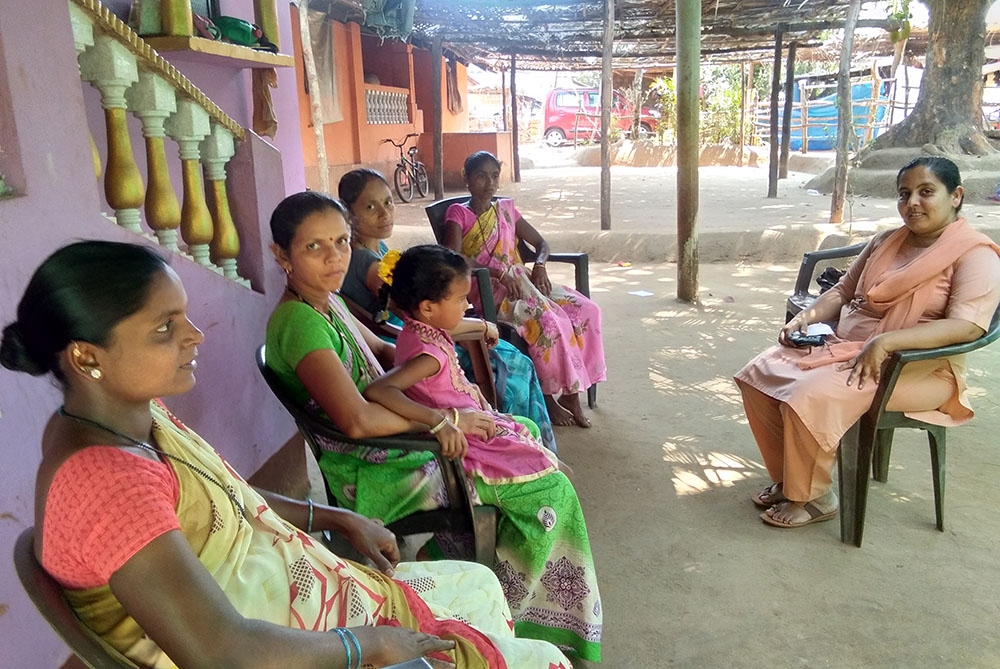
(388, 245), (470, 316)
(269, 190), (349, 251)
(338, 168), (389, 212)
(463, 151), (501, 178)
(0, 241), (169, 381)
(897, 156), (964, 212)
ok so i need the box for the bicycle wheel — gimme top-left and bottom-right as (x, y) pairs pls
(394, 164), (413, 203)
(414, 163), (429, 197)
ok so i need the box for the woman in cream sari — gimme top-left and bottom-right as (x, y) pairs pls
(2, 240), (570, 668)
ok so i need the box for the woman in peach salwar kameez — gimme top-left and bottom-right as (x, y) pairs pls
(444, 151), (606, 428)
(735, 157), (1000, 528)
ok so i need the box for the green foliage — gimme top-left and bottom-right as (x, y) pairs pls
(650, 75), (676, 143)
(700, 65), (752, 145)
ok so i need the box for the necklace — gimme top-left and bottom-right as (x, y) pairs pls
(286, 285), (331, 322)
(57, 406), (247, 521)
(286, 285), (379, 382)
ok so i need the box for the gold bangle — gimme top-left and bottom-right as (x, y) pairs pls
(429, 415), (449, 434)
(452, 407), (460, 424)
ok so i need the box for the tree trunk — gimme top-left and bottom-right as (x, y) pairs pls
(871, 0), (993, 156)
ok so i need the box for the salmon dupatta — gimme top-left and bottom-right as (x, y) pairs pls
(799, 217), (1000, 370)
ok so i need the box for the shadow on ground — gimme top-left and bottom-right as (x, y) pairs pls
(552, 262), (1000, 668)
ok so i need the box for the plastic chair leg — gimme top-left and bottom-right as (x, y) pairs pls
(838, 420), (874, 547)
(872, 428), (895, 483)
(927, 426), (946, 532)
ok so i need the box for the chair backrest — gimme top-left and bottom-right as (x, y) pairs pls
(426, 195), (537, 261)
(424, 196), (482, 244)
(13, 527), (140, 669)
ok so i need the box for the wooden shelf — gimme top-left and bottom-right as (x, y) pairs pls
(144, 35), (294, 69)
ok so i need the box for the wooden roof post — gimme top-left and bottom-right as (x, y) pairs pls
(830, 0), (863, 224)
(676, 0), (700, 302)
(779, 40), (797, 179)
(431, 36), (444, 199)
(298, 0), (329, 194)
(511, 53), (520, 183)
(600, 0), (613, 230)
(767, 28), (782, 198)
(501, 70), (508, 131)
(739, 61), (747, 165)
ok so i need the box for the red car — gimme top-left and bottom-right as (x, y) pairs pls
(543, 87), (660, 146)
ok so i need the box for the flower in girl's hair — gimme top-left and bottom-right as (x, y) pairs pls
(378, 249), (402, 286)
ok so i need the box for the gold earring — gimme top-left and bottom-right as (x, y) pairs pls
(89, 368), (102, 380)
(73, 347), (82, 359)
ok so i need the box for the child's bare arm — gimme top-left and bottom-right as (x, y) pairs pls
(363, 354), (446, 426)
(363, 355), (469, 458)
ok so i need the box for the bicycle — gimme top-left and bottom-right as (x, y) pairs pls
(382, 133), (429, 203)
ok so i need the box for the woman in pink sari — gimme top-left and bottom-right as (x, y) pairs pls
(443, 151), (606, 428)
(735, 156), (1000, 529)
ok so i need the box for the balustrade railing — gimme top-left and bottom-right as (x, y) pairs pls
(69, 0), (249, 286)
(364, 84), (410, 125)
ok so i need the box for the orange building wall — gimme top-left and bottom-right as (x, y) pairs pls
(294, 13), (479, 192)
(416, 131), (513, 189)
(412, 50), (469, 134)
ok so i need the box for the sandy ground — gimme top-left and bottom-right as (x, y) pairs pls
(390, 162), (1000, 263)
(310, 260), (1000, 667)
(312, 160), (1000, 667)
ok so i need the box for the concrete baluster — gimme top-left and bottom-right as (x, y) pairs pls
(200, 123), (241, 281)
(78, 34), (145, 233)
(69, 5), (102, 182)
(166, 100), (215, 270)
(127, 72), (182, 251)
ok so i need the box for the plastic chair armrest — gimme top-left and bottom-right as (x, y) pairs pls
(302, 416), (443, 454)
(471, 267), (498, 324)
(793, 242), (867, 296)
(545, 252), (590, 297)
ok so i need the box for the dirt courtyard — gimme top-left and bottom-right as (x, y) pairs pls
(321, 163), (1000, 667)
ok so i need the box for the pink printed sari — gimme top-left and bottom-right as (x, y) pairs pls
(445, 198), (607, 396)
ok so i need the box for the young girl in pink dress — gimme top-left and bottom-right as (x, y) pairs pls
(363, 245), (603, 662)
(443, 151), (606, 428)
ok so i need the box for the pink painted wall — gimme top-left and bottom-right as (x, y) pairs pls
(0, 1), (305, 665)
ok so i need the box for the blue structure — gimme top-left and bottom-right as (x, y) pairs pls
(757, 82), (890, 151)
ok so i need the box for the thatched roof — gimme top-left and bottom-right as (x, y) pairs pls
(409, 1), (897, 70)
(315, 1), (903, 71)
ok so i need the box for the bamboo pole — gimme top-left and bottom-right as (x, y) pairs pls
(830, 0), (863, 224)
(600, 0), (613, 230)
(767, 29), (782, 198)
(501, 70), (508, 131)
(739, 61), (746, 165)
(511, 53), (520, 183)
(632, 67), (643, 139)
(298, 0), (329, 194)
(676, 0), (700, 302)
(779, 40), (796, 179)
(431, 37), (444, 199)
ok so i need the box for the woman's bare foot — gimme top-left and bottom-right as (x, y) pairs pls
(557, 393), (591, 428)
(545, 395), (576, 427)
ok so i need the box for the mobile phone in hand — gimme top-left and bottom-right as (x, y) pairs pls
(788, 330), (826, 347)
